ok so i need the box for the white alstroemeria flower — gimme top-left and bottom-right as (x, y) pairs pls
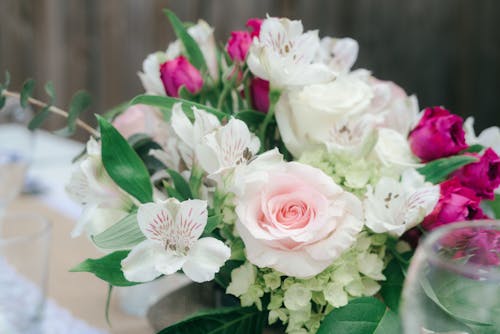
(138, 52), (168, 95)
(66, 138), (134, 236)
(316, 37), (359, 73)
(170, 103), (221, 168)
(121, 199), (230, 283)
(196, 118), (260, 179)
(322, 115), (379, 159)
(364, 169), (439, 236)
(165, 20), (219, 81)
(246, 17), (335, 88)
(464, 117), (500, 154)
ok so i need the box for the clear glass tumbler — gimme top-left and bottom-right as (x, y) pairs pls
(401, 220), (500, 334)
(0, 214), (51, 333)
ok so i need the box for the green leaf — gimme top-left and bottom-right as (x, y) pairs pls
(164, 9), (207, 73)
(214, 260), (244, 289)
(380, 257), (405, 312)
(485, 194), (500, 219)
(55, 90), (92, 136)
(70, 250), (140, 287)
(157, 306), (266, 334)
(167, 169), (193, 200)
(97, 115), (153, 203)
(102, 101), (130, 121)
(463, 144), (485, 154)
(105, 285), (113, 326)
(44, 81), (56, 104)
(417, 155), (478, 184)
(0, 95), (5, 109)
(235, 110), (266, 129)
(203, 215), (221, 235)
(28, 106), (51, 130)
(3, 70), (10, 88)
(20, 78), (35, 108)
(130, 94), (227, 121)
(91, 213), (145, 250)
(317, 297), (401, 334)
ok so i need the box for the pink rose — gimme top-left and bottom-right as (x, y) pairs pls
(159, 56), (203, 97)
(250, 77), (270, 113)
(409, 107), (468, 162)
(232, 149), (363, 278)
(112, 104), (162, 139)
(246, 18), (262, 38)
(227, 31), (252, 63)
(441, 228), (500, 266)
(452, 148), (500, 200)
(422, 178), (488, 231)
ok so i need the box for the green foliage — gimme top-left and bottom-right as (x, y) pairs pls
(235, 110), (266, 131)
(380, 257), (406, 312)
(91, 213), (145, 250)
(70, 250), (140, 287)
(485, 194), (500, 219)
(130, 94), (227, 121)
(97, 116), (153, 203)
(164, 9), (208, 74)
(317, 297), (401, 334)
(27, 81), (57, 130)
(55, 90), (92, 136)
(20, 78), (35, 108)
(203, 215), (221, 235)
(157, 306), (266, 334)
(463, 144), (485, 154)
(128, 134), (165, 175)
(0, 71), (10, 109)
(167, 169), (193, 200)
(417, 155), (478, 184)
(214, 260), (244, 289)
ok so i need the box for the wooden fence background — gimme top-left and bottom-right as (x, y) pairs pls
(0, 0), (499, 139)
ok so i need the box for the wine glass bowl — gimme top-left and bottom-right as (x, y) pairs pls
(401, 220), (500, 334)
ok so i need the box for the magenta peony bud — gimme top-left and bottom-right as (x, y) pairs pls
(422, 178), (488, 231)
(159, 56), (203, 97)
(452, 148), (500, 200)
(250, 77), (270, 113)
(227, 31), (252, 62)
(246, 18), (262, 38)
(409, 107), (468, 162)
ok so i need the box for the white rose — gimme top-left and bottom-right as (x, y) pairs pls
(275, 73), (374, 157)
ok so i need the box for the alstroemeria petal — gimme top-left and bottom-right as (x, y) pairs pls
(182, 237), (231, 283)
(121, 240), (165, 282)
(175, 199), (208, 243)
(137, 201), (177, 245)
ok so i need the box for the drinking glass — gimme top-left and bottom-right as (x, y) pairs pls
(0, 97), (34, 216)
(401, 220), (500, 334)
(0, 214), (51, 333)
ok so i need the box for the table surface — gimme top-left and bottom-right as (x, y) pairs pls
(6, 129), (154, 334)
(9, 196), (154, 334)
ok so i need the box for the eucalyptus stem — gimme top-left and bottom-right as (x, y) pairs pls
(257, 89), (281, 151)
(2, 89), (98, 137)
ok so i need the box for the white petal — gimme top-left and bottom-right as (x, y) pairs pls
(171, 103), (194, 148)
(331, 37), (358, 73)
(404, 186), (440, 229)
(137, 200), (177, 244)
(182, 237), (230, 282)
(478, 126), (500, 155)
(121, 240), (165, 282)
(192, 107), (220, 142)
(175, 199), (208, 241)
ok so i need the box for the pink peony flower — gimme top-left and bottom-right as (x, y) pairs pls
(250, 77), (270, 113)
(112, 104), (162, 139)
(232, 149), (364, 278)
(246, 18), (262, 38)
(452, 148), (500, 200)
(409, 107), (468, 162)
(422, 178), (488, 231)
(159, 56), (203, 97)
(441, 227), (500, 266)
(227, 31), (252, 62)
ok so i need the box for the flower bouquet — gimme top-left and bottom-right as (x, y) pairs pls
(2, 9), (499, 334)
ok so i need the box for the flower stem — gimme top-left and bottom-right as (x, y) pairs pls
(258, 89), (281, 151)
(2, 89), (99, 137)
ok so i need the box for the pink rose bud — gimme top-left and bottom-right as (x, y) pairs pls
(227, 31), (252, 62)
(246, 18), (262, 38)
(422, 178), (488, 231)
(452, 148), (500, 200)
(159, 56), (203, 97)
(250, 77), (270, 113)
(409, 107), (468, 162)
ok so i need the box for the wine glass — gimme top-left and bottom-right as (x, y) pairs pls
(0, 96), (34, 217)
(401, 220), (500, 334)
